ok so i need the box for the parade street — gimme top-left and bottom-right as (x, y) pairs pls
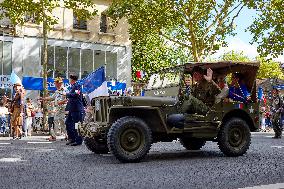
(0, 133), (283, 189)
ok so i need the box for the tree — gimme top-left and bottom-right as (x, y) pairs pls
(0, 0), (97, 128)
(256, 57), (284, 80)
(218, 50), (284, 79)
(220, 50), (250, 62)
(108, 0), (246, 62)
(131, 33), (192, 82)
(246, 0), (284, 58)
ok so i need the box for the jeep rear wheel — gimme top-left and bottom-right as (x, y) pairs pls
(84, 137), (109, 154)
(218, 118), (251, 157)
(107, 116), (152, 163)
(180, 138), (206, 150)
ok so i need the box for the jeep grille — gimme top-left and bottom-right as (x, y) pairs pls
(92, 97), (109, 123)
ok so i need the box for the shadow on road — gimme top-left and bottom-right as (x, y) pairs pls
(74, 149), (225, 165)
(146, 150), (224, 162)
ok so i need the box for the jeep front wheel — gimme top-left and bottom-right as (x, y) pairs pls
(107, 116), (152, 163)
(217, 118), (251, 157)
(84, 137), (109, 154)
(179, 138), (206, 150)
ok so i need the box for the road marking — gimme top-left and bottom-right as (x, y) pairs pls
(0, 142), (11, 145)
(101, 154), (112, 157)
(239, 183), (284, 189)
(271, 146), (284, 149)
(27, 142), (53, 144)
(0, 157), (25, 162)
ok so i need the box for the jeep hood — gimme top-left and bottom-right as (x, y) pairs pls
(110, 96), (177, 107)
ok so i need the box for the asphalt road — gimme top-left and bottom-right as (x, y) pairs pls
(0, 132), (283, 189)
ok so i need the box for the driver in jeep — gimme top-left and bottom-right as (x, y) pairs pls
(182, 66), (221, 115)
(168, 66), (221, 127)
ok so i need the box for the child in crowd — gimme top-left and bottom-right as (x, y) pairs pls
(47, 101), (56, 141)
(0, 102), (9, 134)
(34, 107), (43, 132)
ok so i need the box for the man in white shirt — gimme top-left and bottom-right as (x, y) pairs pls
(40, 77), (68, 141)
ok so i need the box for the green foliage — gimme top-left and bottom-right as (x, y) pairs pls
(218, 50), (284, 80)
(246, 0), (284, 58)
(108, 0), (247, 62)
(256, 57), (284, 80)
(131, 33), (192, 82)
(220, 50), (250, 62)
(0, 0), (97, 29)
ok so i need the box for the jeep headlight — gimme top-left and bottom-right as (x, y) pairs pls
(89, 122), (100, 133)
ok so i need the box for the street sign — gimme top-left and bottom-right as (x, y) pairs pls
(0, 75), (12, 89)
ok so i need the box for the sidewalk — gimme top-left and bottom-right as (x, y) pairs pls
(0, 132), (66, 141)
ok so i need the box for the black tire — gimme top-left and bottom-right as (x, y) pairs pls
(107, 116), (152, 163)
(84, 137), (109, 154)
(180, 138), (206, 150)
(217, 118), (251, 157)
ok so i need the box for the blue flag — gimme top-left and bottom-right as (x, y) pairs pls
(22, 77), (70, 90)
(22, 77), (43, 90)
(81, 66), (106, 93)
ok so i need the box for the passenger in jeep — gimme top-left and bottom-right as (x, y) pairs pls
(228, 73), (251, 103)
(181, 66), (221, 115)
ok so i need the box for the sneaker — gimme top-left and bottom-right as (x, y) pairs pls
(70, 142), (82, 146)
(66, 141), (74, 145)
(48, 137), (56, 141)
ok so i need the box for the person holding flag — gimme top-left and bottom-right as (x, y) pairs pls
(9, 71), (25, 139)
(10, 83), (25, 139)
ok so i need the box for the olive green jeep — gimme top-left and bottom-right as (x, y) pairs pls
(79, 61), (260, 163)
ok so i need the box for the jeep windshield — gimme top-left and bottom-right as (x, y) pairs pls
(147, 68), (182, 89)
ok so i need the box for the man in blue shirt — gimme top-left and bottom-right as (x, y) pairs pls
(65, 74), (85, 146)
(228, 73), (251, 103)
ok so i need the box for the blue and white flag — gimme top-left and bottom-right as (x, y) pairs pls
(10, 71), (22, 85)
(81, 66), (106, 94)
(258, 87), (263, 100)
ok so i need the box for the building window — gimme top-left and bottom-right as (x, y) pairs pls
(44, 45), (117, 80)
(0, 41), (12, 75)
(47, 46), (54, 78)
(81, 49), (93, 78)
(68, 48), (80, 77)
(73, 14), (87, 30)
(100, 14), (107, 33)
(24, 13), (36, 24)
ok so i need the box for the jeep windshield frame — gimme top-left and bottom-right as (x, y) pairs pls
(146, 66), (184, 90)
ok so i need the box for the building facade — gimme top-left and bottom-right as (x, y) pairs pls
(0, 0), (131, 99)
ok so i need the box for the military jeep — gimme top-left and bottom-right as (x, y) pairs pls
(79, 61), (260, 163)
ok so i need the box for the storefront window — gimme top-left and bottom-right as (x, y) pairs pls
(81, 49), (93, 78)
(94, 50), (105, 71)
(55, 46), (67, 78)
(42, 44), (118, 81)
(105, 51), (117, 80)
(0, 41), (12, 75)
(68, 48), (80, 77)
(47, 46), (54, 78)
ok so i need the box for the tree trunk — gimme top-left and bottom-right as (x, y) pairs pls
(42, 0), (48, 131)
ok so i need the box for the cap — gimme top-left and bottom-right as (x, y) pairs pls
(69, 74), (78, 81)
(192, 66), (205, 74)
(54, 77), (63, 83)
(14, 83), (22, 86)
